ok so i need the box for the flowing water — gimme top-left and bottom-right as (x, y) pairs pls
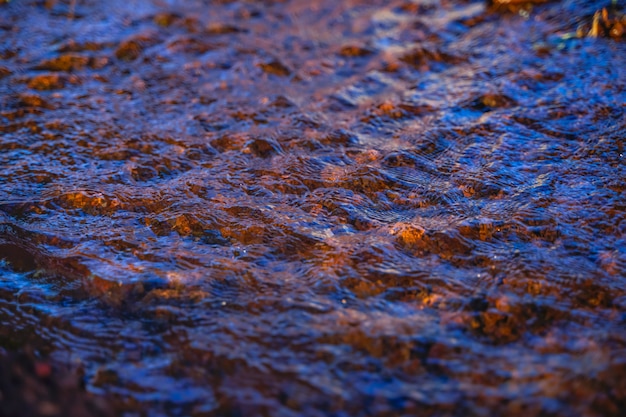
(1, 0), (625, 415)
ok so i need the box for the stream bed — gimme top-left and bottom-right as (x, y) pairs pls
(1, 0), (625, 416)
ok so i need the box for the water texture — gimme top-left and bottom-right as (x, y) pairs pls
(0, 0), (625, 415)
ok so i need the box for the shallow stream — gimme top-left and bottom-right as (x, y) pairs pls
(1, 0), (625, 415)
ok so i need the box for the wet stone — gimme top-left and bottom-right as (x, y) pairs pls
(115, 32), (160, 61)
(0, 66), (11, 79)
(244, 137), (283, 158)
(400, 47), (463, 70)
(17, 93), (55, 109)
(0, 243), (37, 272)
(0, 350), (114, 417)
(26, 73), (68, 90)
(153, 12), (182, 27)
(34, 54), (90, 72)
(115, 40), (143, 61)
(463, 94), (518, 111)
(200, 229), (230, 246)
(210, 133), (248, 152)
(205, 23), (246, 35)
(338, 45), (374, 57)
(259, 59), (291, 77)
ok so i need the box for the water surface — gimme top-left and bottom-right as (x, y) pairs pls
(1, 0), (625, 415)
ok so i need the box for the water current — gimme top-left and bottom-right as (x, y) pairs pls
(1, 0), (625, 415)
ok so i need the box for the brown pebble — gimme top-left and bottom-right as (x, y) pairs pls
(35, 54), (89, 72)
(17, 93), (54, 109)
(27, 74), (66, 90)
(0, 65), (11, 79)
(259, 59), (291, 77)
(339, 45), (373, 57)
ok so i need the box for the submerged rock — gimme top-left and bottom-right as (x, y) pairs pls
(0, 350), (113, 417)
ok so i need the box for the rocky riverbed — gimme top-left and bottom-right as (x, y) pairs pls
(1, 0), (625, 415)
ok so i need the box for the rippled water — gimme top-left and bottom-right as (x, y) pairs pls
(1, 0), (625, 415)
